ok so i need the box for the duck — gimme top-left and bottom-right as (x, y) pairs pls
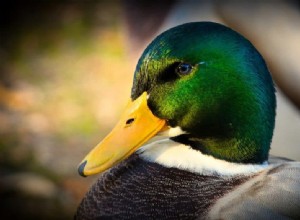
(75, 22), (300, 219)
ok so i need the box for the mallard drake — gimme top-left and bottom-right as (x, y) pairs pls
(75, 22), (300, 219)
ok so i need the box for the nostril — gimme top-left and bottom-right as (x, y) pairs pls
(126, 118), (135, 125)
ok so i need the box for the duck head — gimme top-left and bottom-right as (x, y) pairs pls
(78, 22), (276, 177)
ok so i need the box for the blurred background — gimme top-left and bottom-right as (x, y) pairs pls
(1, 0), (300, 219)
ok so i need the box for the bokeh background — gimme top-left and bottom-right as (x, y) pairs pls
(1, 1), (300, 219)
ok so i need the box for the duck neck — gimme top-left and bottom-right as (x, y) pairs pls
(171, 102), (274, 164)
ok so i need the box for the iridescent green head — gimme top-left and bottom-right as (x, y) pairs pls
(131, 22), (276, 164)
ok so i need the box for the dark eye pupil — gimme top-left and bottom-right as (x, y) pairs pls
(177, 63), (192, 75)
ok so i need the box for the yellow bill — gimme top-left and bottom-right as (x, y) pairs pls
(78, 92), (167, 176)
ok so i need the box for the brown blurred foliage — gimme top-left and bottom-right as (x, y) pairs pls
(0, 1), (132, 219)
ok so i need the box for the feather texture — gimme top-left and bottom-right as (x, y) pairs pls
(208, 157), (300, 219)
(75, 154), (248, 219)
(75, 155), (300, 219)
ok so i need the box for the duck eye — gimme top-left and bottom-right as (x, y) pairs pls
(176, 63), (192, 75)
